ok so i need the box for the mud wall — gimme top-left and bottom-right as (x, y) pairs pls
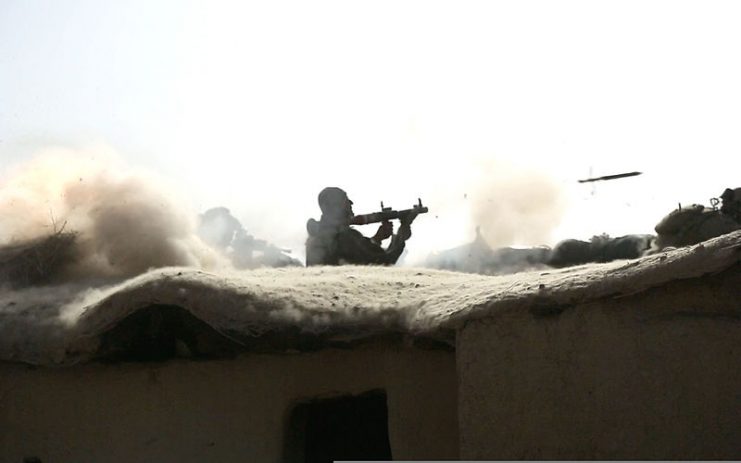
(0, 344), (458, 462)
(457, 267), (741, 459)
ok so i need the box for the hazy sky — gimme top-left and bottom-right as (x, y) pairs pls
(2, 0), (740, 263)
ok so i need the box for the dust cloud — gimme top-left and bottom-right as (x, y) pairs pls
(0, 146), (227, 281)
(404, 157), (566, 268)
(467, 158), (566, 248)
(398, 157), (567, 273)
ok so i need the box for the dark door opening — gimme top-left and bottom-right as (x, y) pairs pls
(284, 389), (392, 463)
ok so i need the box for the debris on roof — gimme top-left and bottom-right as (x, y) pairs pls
(0, 230), (78, 288)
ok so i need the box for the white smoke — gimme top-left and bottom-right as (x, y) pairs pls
(468, 157), (567, 248)
(403, 157), (567, 266)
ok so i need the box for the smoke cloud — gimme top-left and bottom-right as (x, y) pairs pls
(404, 157), (566, 267)
(467, 158), (566, 248)
(0, 146), (228, 281)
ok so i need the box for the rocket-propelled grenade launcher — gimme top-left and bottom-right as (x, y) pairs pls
(351, 199), (429, 225)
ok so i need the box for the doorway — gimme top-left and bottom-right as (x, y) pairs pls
(284, 389), (392, 463)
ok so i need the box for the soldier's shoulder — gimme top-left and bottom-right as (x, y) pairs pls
(306, 218), (321, 236)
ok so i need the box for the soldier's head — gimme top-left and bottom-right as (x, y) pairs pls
(720, 187), (741, 220)
(721, 187), (741, 202)
(318, 187), (354, 222)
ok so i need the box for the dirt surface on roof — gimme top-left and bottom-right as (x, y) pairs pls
(1, 230), (739, 366)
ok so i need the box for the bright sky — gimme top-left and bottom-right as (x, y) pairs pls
(2, 0), (740, 263)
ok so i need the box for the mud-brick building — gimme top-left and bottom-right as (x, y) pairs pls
(1, 231), (739, 462)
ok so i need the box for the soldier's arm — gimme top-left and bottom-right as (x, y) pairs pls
(337, 228), (406, 265)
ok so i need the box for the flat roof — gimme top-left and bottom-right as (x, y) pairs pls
(1, 230), (739, 366)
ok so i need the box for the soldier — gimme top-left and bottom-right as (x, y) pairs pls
(720, 187), (741, 223)
(305, 187), (416, 266)
(197, 207), (245, 250)
(651, 189), (741, 252)
(198, 207), (300, 269)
